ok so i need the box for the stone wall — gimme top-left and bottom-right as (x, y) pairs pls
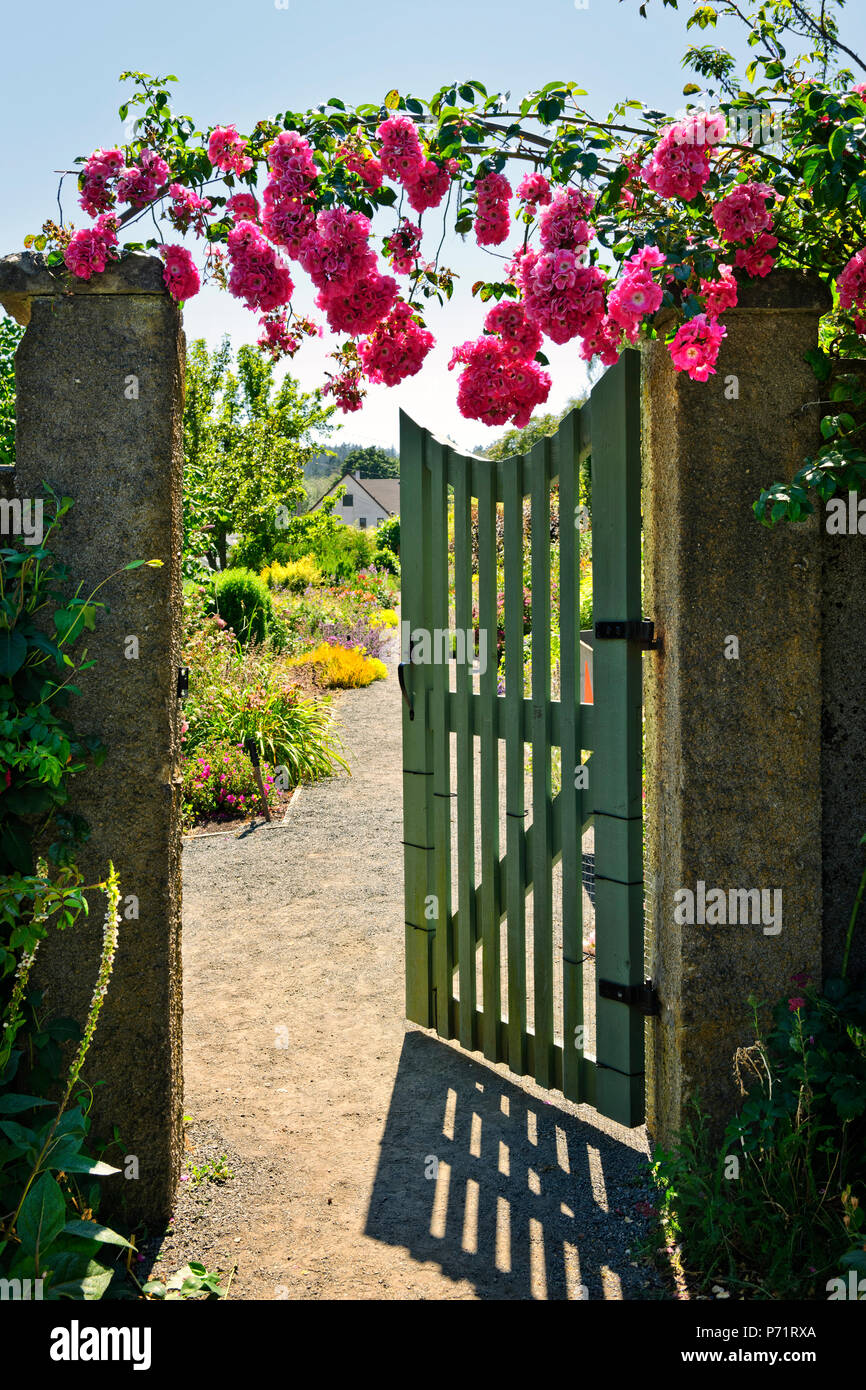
(642, 270), (831, 1144)
(0, 251), (184, 1224)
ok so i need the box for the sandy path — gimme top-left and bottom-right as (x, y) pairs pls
(159, 644), (664, 1300)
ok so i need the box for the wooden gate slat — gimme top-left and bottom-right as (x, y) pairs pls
(399, 411), (435, 1028)
(556, 409), (585, 1103)
(503, 452), (528, 1076)
(452, 462), (477, 1052)
(529, 438), (554, 1088)
(475, 456), (501, 1062)
(429, 439), (454, 1037)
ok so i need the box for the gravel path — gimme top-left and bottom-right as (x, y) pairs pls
(154, 640), (665, 1300)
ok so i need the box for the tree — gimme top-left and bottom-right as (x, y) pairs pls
(0, 315), (24, 469)
(339, 445), (399, 479)
(182, 337), (335, 572)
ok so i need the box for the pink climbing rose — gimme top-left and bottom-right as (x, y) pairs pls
(669, 313), (726, 381)
(475, 172), (512, 247)
(161, 244), (201, 302)
(642, 120), (712, 201)
(227, 221), (294, 312)
(837, 247), (866, 327)
(208, 125), (253, 175)
(517, 172), (553, 207)
(734, 231), (778, 278)
(225, 192), (261, 223)
(359, 301), (435, 386)
(700, 263), (738, 318)
(376, 115), (425, 183)
(64, 214), (119, 280)
(711, 182), (774, 243)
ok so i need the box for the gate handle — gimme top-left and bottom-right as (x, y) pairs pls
(397, 662), (415, 720)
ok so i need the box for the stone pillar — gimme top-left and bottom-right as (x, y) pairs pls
(642, 270), (831, 1145)
(0, 252), (184, 1224)
(819, 362), (866, 988)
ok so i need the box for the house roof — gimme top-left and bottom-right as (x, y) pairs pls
(314, 471), (400, 516)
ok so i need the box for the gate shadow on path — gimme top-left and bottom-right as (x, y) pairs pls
(364, 1030), (657, 1301)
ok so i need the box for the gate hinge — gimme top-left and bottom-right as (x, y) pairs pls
(598, 977), (660, 1015)
(595, 619), (659, 650)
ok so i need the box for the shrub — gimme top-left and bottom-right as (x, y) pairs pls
(185, 669), (348, 782)
(375, 515), (400, 556)
(261, 555), (322, 592)
(213, 568), (274, 645)
(291, 643), (388, 689)
(651, 978), (866, 1299)
(372, 546), (400, 576)
(370, 608), (398, 629)
(182, 741), (278, 826)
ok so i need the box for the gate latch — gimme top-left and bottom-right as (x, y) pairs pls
(595, 619), (659, 650)
(598, 977), (660, 1015)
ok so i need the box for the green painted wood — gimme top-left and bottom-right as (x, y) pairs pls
(429, 440), (454, 1037)
(529, 437), (554, 1088)
(588, 350), (646, 1126)
(452, 461), (477, 1051)
(503, 452), (528, 1077)
(476, 456), (501, 1060)
(556, 408), (585, 1103)
(443, 692), (597, 751)
(399, 412), (435, 1028)
(400, 353), (643, 1124)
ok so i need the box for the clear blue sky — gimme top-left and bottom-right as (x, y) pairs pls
(2, 0), (864, 450)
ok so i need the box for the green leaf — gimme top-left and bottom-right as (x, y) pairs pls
(51, 1261), (114, 1300)
(18, 1172), (67, 1257)
(0, 1094), (54, 1114)
(0, 630), (27, 677)
(62, 1219), (133, 1248)
(384, 89), (400, 110)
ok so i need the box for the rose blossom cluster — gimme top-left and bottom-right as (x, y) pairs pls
(297, 206), (397, 334)
(160, 244), (201, 302)
(668, 312), (727, 381)
(384, 219), (423, 274)
(339, 144), (384, 190)
(262, 130), (319, 255)
(475, 172), (512, 246)
(712, 182), (774, 242)
(642, 117), (713, 201)
(538, 187), (593, 251)
(711, 182), (777, 278)
(227, 220), (294, 312)
(359, 301), (435, 386)
(64, 214), (119, 280)
(605, 244), (666, 342)
(517, 251), (606, 345)
(208, 125), (253, 175)
(167, 184), (213, 236)
(375, 117), (453, 213)
(517, 172), (552, 208)
(449, 301), (551, 428)
(699, 263), (738, 318)
(837, 247), (866, 333)
(116, 149), (171, 209)
(79, 148), (125, 216)
(226, 192), (261, 223)
(258, 311), (302, 360)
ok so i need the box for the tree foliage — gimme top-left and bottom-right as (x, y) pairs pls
(340, 444), (399, 479)
(0, 315), (24, 469)
(182, 338), (335, 573)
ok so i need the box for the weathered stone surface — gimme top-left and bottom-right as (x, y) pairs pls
(820, 363), (866, 986)
(642, 272), (829, 1146)
(0, 251), (167, 326)
(2, 252), (184, 1224)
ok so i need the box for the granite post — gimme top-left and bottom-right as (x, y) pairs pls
(642, 270), (831, 1145)
(0, 251), (184, 1224)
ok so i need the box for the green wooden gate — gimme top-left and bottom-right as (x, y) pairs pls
(399, 349), (648, 1127)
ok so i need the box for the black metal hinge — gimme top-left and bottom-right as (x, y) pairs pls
(177, 666), (189, 701)
(598, 977), (660, 1015)
(595, 619), (659, 650)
